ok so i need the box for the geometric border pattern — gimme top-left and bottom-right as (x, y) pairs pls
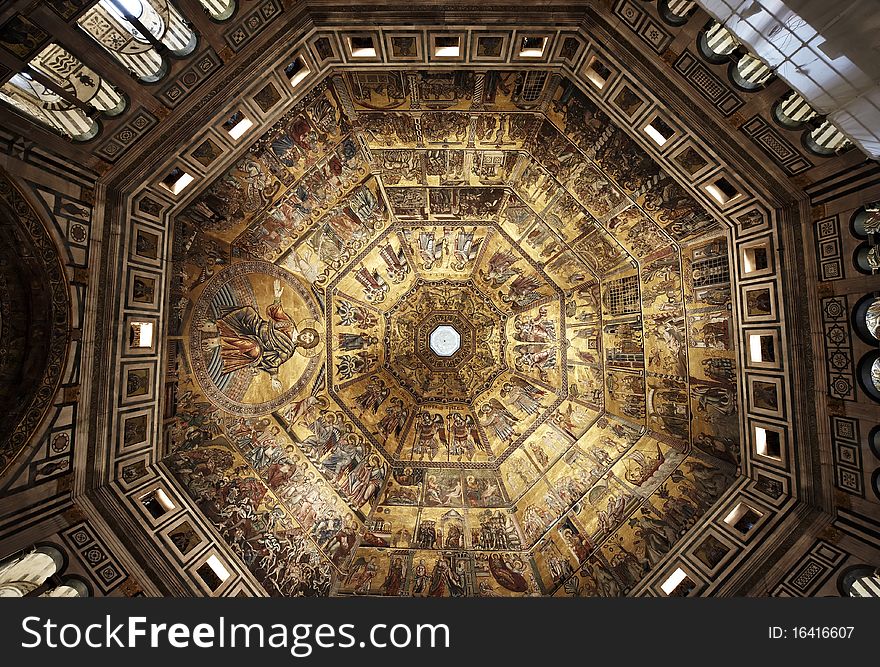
(740, 115), (813, 176)
(612, 0), (674, 54)
(820, 296), (856, 400)
(771, 538), (847, 597)
(831, 416), (863, 497)
(95, 108), (160, 163)
(61, 521), (129, 594)
(814, 214), (844, 282)
(158, 50), (223, 109)
(673, 51), (744, 117)
(226, 0), (283, 52)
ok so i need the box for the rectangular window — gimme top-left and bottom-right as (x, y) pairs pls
(661, 568), (696, 596)
(585, 56), (612, 89)
(141, 488), (175, 519)
(519, 36), (547, 58)
(222, 110), (253, 141)
(644, 116), (676, 146)
(433, 36), (461, 58)
(348, 36), (377, 58)
(129, 321), (154, 349)
(748, 334), (775, 363)
(704, 176), (740, 206)
(755, 426), (781, 459)
(196, 555), (230, 592)
(285, 57), (310, 87)
(160, 167), (194, 195)
(724, 502), (763, 534)
(743, 244), (769, 273)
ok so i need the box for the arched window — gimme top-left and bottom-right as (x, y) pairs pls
(805, 119), (853, 156)
(77, 0), (197, 83)
(773, 91), (817, 129)
(838, 565), (880, 597)
(0, 42), (127, 141)
(852, 294), (880, 344)
(657, 0), (696, 27)
(854, 243), (879, 275)
(851, 203), (880, 238)
(198, 0), (236, 21)
(870, 426), (880, 460)
(0, 72), (99, 141)
(31, 43), (126, 117)
(0, 545), (89, 598)
(698, 21), (738, 63)
(731, 53), (773, 90)
(41, 578), (89, 598)
(0, 546), (64, 597)
(857, 350), (880, 402)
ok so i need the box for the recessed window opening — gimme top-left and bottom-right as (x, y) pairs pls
(434, 36), (461, 58)
(196, 555), (230, 591)
(130, 321), (154, 348)
(645, 116), (675, 146)
(704, 176), (740, 205)
(743, 244), (769, 273)
(141, 488), (175, 519)
(349, 36), (377, 58)
(748, 334), (775, 363)
(660, 567), (694, 596)
(519, 36), (547, 58)
(285, 58), (310, 87)
(160, 167), (194, 195)
(585, 56), (611, 89)
(222, 110), (252, 140)
(754, 426), (781, 458)
(724, 502), (763, 534)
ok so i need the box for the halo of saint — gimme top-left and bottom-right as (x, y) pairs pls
(188, 260), (324, 415)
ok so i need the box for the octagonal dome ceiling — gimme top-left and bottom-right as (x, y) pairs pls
(167, 69), (740, 597)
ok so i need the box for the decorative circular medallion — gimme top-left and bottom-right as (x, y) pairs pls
(188, 260), (323, 415)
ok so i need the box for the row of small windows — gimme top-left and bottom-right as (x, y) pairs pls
(658, 500), (764, 596)
(661, 529), (880, 597)
(698, 21), (852, 157)
(157, 54), (312, 198)
(0, 0), (236, 142)
(698, 21), (771, 90)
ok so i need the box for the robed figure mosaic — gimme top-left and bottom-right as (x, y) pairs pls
(189, 261), (323, 415)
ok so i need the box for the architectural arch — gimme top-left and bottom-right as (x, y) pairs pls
(0, 171), (70, 477)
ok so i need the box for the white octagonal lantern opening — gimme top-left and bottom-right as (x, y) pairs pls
(429, 325), (461, 357)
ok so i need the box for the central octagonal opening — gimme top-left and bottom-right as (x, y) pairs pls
(429, 324), (461, 357)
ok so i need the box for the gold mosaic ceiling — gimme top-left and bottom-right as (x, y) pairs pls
(167, 70), (740, 597)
